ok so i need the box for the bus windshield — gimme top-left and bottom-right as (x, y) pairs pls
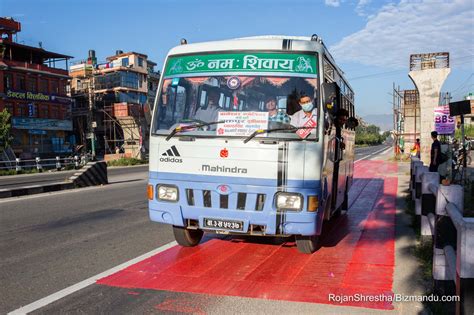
(152, 74), (318, 140)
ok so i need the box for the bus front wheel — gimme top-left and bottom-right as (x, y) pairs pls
(173, 226), (203, 247)
(295, 235), (320, 254)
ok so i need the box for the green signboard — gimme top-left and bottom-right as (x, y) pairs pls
(164, 53), (317, 77)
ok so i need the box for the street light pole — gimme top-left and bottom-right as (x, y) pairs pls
(88, 75), (96, 159)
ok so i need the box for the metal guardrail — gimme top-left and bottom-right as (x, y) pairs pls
(0, 155), (90, 172)
(410, 158), (473, 315)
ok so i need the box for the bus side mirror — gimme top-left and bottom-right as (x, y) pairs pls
(321, 82), (339, 114)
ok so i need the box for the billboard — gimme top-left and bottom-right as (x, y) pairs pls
(434, 106), (455, 135)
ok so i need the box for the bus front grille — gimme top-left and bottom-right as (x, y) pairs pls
(185, 189), (266, 211)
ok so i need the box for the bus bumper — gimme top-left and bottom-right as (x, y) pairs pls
(148, 178), (323, 236)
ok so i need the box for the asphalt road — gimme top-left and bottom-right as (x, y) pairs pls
(0, 165), (149, 190)
(354, 143), (391, 161)
(0, 166), (172, 314)
(1, 146), (392, 314)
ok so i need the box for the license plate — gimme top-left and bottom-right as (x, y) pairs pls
(203, 218), (244, 231)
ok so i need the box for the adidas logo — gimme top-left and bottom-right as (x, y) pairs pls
(162, 145), (181, 157)
(160, 146), (183, 163)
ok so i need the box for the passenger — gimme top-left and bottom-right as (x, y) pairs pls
(265, 96), (290, 124)
(335, 108), (349, 128)
(286, 91), (301, 115)
(194, 88), (222, 123)
(429, 131), (441, 172)
(290, 95), (317, 127)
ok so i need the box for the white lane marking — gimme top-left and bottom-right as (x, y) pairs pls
(354, 146), (390, 163)
(8, 241), (178, 315)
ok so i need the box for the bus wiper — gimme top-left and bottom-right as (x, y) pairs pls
(165, 120), (224, 141)
(243, 126), (315, 143)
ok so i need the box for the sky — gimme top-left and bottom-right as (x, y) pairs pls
(1, 0), (473, 117)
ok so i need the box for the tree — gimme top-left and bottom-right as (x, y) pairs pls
(355, 124), (384, 145)
(0, 108), (13, 151)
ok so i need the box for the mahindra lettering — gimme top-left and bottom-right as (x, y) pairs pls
(148, 35), (357, 253)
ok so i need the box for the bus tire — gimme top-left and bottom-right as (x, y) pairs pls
(173, 226), (203, 247)
(295, 235), (320, 254)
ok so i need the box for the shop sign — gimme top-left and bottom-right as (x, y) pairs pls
(6, 90), (72, 104)
(28, 129), (47, 135)
(12, 118), (73, 131)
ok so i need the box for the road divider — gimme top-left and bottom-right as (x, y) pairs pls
(0, 161), (108, 199)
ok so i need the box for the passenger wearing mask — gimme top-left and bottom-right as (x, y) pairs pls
(290, 95), (317, 127)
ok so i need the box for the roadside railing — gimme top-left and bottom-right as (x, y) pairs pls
(0, 155), (90, 173)
(410, 157), (473, 315)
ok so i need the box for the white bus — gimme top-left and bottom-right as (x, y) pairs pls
(148, 35), (356, 253)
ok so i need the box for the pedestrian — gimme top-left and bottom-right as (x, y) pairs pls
(413, 138), (420, 158)
(429, 131), (441, 172)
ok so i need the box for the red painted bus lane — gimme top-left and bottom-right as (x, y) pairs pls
(97, 160), (398, 310)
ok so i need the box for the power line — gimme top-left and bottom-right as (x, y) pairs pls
(449, 73), (473, 93)
(349, 69), (405, 81)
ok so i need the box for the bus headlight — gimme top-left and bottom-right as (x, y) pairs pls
(157, 185), (179, 202)
(275, 192), (303, 211)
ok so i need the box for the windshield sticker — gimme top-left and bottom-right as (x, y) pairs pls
(165, 53), (317, 76)
(227, 76), (240, 89)
(216, 111), (269, 136)
(296, 118), (317, 139)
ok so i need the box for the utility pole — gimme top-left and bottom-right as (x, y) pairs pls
(87, 74), (96, 159)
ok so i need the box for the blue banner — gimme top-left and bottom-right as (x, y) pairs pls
(12, 118), (73, 131)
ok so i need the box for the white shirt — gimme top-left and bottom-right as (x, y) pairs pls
(290, 109), (318, 127)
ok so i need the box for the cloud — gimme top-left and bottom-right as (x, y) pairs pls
(330, 0), (474, 69)
(325, 0), (341, 7)
(355, 0), (372, 16)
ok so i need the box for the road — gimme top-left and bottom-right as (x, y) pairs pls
(1, 146), (393, 314)
(354, 143), (392, 162)
(0, 165), (149, 190)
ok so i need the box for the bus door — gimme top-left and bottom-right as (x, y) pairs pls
(332, 124), (346, 210)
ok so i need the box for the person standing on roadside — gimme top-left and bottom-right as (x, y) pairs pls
(430, 131), (441, 172)
(414, 138), (421, 158)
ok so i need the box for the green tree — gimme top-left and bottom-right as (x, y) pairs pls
(0, 109), (13, 151)
(355, 124), (384, 145)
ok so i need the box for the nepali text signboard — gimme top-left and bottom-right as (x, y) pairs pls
(164, 53), (317, 77)
(12, 118), (73, 131)
(216, 112), (269, 136)
(6, 90), (72, 105)
(434, 106), (455, 135)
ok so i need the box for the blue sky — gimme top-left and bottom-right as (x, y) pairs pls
(1, 0), (473, 117)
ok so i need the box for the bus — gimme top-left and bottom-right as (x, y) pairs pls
(148, 35), (356, 253)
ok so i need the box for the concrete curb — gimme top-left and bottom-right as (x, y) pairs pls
(0, 181), (75, 199)
(0, 161), (108, 199)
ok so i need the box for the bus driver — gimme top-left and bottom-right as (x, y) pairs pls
(194, 88), (222, 123)
(290, 95), (317, 127)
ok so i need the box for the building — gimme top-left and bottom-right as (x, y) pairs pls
(400, 89), (420, 153)
(462, 93), (474, 126)
(0, 17), (73, 158)
(70, 50), (159, 159)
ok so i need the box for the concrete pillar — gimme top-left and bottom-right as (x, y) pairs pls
(409, 68), (451, 165)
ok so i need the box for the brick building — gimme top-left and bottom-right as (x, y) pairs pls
(0, 17), (73, 158)
(70, 50), (159, 159)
